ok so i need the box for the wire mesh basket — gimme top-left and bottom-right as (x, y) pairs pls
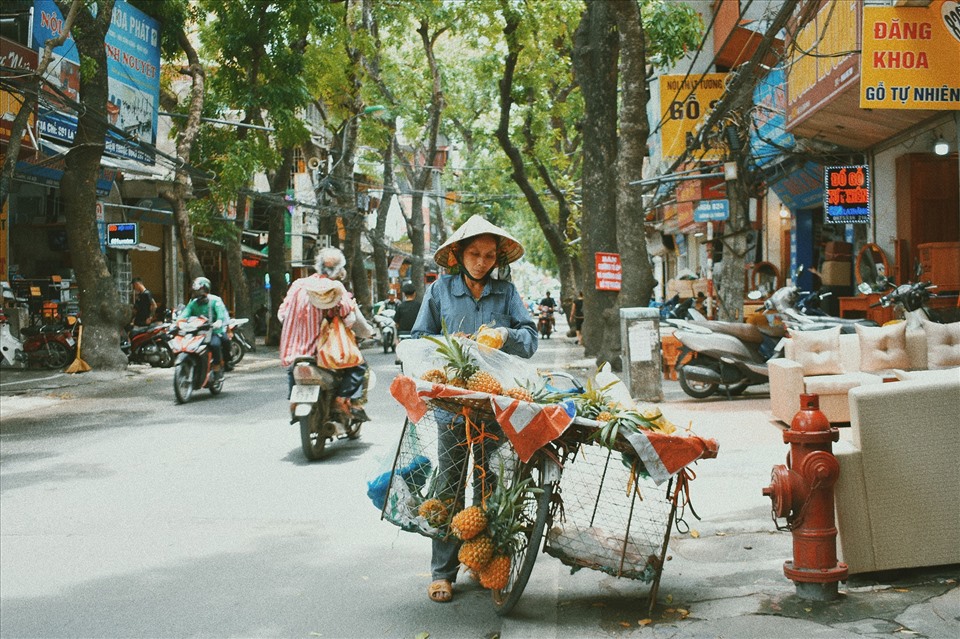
(380, 403), (520, 540)
(543, 439), (675, 582)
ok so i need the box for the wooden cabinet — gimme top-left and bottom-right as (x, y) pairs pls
(838, 293), (896, 325)
(918, 242), (960, 292)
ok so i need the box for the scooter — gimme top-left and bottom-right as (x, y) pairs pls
(289, 357), (375, 460)
(372, 308), (397, 354)
(122, 322), (173, 368)
(538, 305), (555, 339)
(0, 309), (26, 368)
(763, 279), (878, 334)
(169, 316), (225, 404)
(874, 280), (959, 327)
(17, 316), (78, 369)
(671, 316), (786, 399)
(224, 318), (253, 371)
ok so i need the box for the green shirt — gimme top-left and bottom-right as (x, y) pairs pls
(179, 294), (230, 336)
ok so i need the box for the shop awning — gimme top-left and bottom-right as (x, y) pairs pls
(109, 242), (161, 252)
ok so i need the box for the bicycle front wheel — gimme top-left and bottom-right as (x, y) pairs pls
(492, 455), (554, 616)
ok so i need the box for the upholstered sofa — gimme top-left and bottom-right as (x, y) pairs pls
(834, 371), (960, 574)
(769, 320), (959, 424)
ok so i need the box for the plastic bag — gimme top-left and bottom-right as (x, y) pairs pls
(396, 336), (540, 388)
(316, 315), (364, 369)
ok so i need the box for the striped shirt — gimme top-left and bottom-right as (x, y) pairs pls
(277, 274), (352, 367)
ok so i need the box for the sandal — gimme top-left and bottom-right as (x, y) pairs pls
(428, 579), (453, 603)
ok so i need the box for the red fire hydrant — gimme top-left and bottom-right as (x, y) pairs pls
(762, 393), (848, 600)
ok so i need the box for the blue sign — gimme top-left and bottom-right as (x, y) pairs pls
(694, 199), (729, 222)
(769, 162), (824, 211)
(33, 0), (160, 164)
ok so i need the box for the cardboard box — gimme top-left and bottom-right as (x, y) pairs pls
(820, 260), (852, 286)
(823, 241), (852, 261)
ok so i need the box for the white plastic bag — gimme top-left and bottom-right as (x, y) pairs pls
(397, 336), (540, 388)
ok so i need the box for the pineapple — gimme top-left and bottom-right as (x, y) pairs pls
(418, 498), (449, 527)
(450, 505), (488, 541)
(458, 535), (494, 572)
(467, 370), (502, 396)
(503, 386), (534, 402)
(595, 410), (615, 422)
(478, 554), (511, 590)
(424, 325), (479, 387)
(421, 369), (448, 384)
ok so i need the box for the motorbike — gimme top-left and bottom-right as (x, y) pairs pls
(169, 316), (225, 404)
(0, 311), (78, 370)
(289, 357), (375, 460)
(224, 318), (253, 371)
(873, 280), (960, 327)
(122, 322), (173, 368)
(763, 275), (878, 334)
(670, 315), (786, 399)
(538, 305), (555, 339)
(372, 308), (397, 354)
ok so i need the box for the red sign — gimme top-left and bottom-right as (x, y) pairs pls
(595, 252), (622, 291)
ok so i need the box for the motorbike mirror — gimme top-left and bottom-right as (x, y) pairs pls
(747, 290), (763, 300)
(857, 282), (873, 295)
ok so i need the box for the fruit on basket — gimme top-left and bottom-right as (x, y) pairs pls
(503, 386), (534, 402)
(451, 505), (488, 540)
(422, 327), (503, 395)
(475, 325), (505, 349)
(418, 498), (451, 527)
(478, 554), (510, 589)
(458, 534), (494, 571)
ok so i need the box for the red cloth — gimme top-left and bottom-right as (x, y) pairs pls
(389, 375), (719, 481)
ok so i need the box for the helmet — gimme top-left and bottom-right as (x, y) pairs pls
(401, 280), (415, 295)
(192, 276), (211, 292)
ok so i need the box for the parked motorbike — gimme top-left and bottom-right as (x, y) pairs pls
(658, 294), (697, 322)
(671, 316), (786, 399)
(224, 318), (253, 371)
(169, 316), (225, 404)
(0, 310), (26, 368)
(122, 322), (173, 368)
(538, 305), (555, 339)
(873, 280), (960, 326)
(763, 276), (878, 334)
(1, 312), (78, 370)
(289, 357), (375, 460)
(372, 308), (397, 354)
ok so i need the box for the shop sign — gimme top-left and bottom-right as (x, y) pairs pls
(657, 73), (728, 161)
(694, 199), (729, 222)
(824, 165), (870, 224)
(107, 222), (138, 247)
(0, 38), (38, 144)
(32, 0), (160, 163)
(860, 0), (960, 110)
(786, 1), (861, 127)
(770, 161), (824, 211)
(677, 202), (696, 233)
(595, 252), (622, 291)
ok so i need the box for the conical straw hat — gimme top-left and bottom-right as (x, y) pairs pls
(433, 215), (524, 269)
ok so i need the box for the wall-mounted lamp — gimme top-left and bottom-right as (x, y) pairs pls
(779, 204), (790, 219)
(693, 230), (705, 238)
(933, 134), (949, 156)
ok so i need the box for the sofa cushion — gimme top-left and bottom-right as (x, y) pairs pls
(791, 326), (843, 375)
(804, 371), (881, 395)
(895, 366), (960, 383)
(921, 319), (960, 369)
(856, 322), (910, 372)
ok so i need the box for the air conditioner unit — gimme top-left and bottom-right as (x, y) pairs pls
(307, 157), (322, 170)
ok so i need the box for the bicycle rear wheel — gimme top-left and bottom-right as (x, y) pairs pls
(492, 455), (554, 616)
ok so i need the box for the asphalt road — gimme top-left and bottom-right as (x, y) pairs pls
(0, 348), (530, 638)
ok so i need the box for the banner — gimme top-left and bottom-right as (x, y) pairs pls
(595, 253), (622, 291)
(824, 165), (870, 225)
(658, 73), (727, 161)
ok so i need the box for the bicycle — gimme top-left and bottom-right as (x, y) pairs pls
(380, 371), (717, 616)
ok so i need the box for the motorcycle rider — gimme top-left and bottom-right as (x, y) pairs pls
(278, 247), (372, 418)
(394, 280), (421, 335)
(538, 291), (556, 335)
(179, 277), (230, 380)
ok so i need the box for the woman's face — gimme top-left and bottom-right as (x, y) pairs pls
(461, 234), (498, 280)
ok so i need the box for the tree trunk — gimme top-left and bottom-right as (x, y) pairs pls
(265, 147), (295, 345)
(372, 121), (396, 300)
(572, 0), (620, 368)
(718, 162), (750, 321)
(223, 228), (249, 318)
(57, 0), (127, 370)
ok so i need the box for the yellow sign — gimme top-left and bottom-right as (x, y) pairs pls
(658, 73), (728, 160)
(860, 0), (960, 110)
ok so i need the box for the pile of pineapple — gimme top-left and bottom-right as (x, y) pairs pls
(421, 328), (533, 401)
(417, 469), (540, 591)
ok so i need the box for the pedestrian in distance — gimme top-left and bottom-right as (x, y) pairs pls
(411, 214), (538, 604)
(131, 277), (157, 327)
(573, 290), (585, 345)
(394, 280), (422, 335)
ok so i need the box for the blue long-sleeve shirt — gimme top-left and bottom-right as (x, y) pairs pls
(411, 275), (537, 359)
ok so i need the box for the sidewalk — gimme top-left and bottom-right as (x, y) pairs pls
(2, 329), (957, 637)
(520, 323), (958, 638)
